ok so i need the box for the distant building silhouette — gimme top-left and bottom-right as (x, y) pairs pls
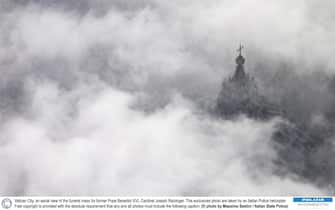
(216, 45), (282, 119)
(215, 46), (333, 187)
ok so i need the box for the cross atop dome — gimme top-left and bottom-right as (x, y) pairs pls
(235, 44), (245, 65)
(237, 44), (244, 56)
(233, 44), (247, 80)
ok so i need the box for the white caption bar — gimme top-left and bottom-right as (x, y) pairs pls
(1, 197), (333, 210)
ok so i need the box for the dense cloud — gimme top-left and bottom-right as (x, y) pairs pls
(0, 82), (323, 195)
(0, 0), (334, 195)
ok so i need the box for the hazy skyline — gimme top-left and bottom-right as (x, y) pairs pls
(0, 0), (334, 195)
